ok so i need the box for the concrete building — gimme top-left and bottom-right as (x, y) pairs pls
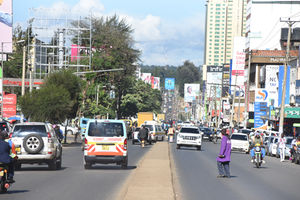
(204, 0), (247, 67)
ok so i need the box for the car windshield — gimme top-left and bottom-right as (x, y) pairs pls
(231, 134), (247, 140)
(88, 122), (124, 137)
(240, 129), (251, 134)
(13, 125), (47, 137)
(180, 128), (199, 134)
(144, 125), (154, 131)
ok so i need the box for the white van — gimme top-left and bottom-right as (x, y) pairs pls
(142, 121), (165, 141)
(83, 119), (128, 169)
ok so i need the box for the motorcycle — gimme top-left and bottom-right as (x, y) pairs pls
(253, 146), (263, 168)
(0, 165), (13, 193)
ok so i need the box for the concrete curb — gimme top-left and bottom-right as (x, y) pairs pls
(115, 142), (175, 200)
(169, 143), (183, 200)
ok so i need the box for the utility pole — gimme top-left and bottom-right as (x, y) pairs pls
(244, 51), (251, 129)
(230, 75), (238, 128)
(279, 18), (299, 135)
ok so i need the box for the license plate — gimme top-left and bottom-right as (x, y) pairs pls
(15, 147), (21, 153)
(102, 145), (110, 151)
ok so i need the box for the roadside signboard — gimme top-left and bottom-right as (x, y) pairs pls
(165, 78), (175, 90)
(254, 89), (269, 128)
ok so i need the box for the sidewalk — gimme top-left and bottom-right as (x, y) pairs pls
(119, 142), (175, 200)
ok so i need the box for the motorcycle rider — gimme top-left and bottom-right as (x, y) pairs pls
(250, 132), (266, 163)
(0, 130), (15, 183)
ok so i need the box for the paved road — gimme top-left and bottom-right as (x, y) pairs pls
(1, 142), (151, 200)
(171, 140), (300, 200)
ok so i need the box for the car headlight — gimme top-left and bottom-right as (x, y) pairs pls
(178, 134), (183, 139)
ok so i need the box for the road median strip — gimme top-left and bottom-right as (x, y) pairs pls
(116, 142), (175, 200)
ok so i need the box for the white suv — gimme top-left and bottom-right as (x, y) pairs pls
(10, 122), (63, 170)
(176, 126), (202, 150)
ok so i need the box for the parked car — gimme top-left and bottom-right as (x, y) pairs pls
(59, 124), (79, 136)
(276, 137), (293, 159)
(10, 122), (63, 170)
(199, 127), (213, 141)
(176, 126), (202, 150)
(265, 136), (274, 156)
(83, 119), (128, 169)
(268, 137), (279, 156)
(238, 129), (253, 135)
(231, 133), (250, 153)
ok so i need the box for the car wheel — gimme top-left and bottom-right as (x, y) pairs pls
(0, 181), (7, 193)
(48, 158), (58, 170)
(56, 154), (62, 170)
(176, 145), (180, 149)
(276, 154), (280, 158)
(132, 140), (135, 145)
(121, 157), (128, 169)
(197, 146), (201, 151)
(84, 163), (92, 169)
(67, 130), (73, 135)
(23, 134), (44, 154)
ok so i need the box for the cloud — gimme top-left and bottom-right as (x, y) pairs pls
(28, 1), (205, 66)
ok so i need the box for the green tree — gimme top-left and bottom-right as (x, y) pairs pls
(176, 60), (200, 97)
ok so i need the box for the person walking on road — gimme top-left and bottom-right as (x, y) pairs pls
(278, 133), (286, 162)
(217, 128), (231, 178)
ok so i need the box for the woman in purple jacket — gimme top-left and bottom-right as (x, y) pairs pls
(217, 128), (231, 178)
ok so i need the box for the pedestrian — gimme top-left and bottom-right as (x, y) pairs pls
(278, 133), (286, 162)
(217, 128), (231, 178)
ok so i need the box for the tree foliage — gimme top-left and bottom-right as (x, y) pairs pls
(19, 70), (83, 123)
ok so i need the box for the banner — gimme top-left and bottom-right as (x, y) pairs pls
(231, 37), (246, 97)
(0, 0), (13, 53)
(151, 77), (160, 90)
(140, 73), (151, 84)
(3, 93), (16, 118)
(254, 89), (268, 128)
(184, 84), (200, 103)
(266, 65), (279, 107)
(165, 78), (175, 90)
(278, 65), (290, 106)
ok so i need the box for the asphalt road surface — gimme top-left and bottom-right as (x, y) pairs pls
(1, 142), (151, 200)
(171, 140), (300, 200)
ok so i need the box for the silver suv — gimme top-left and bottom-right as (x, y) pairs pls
(10, 122), (62, 170)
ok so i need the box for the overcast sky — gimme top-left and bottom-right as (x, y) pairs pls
(13, 0), (206, 66)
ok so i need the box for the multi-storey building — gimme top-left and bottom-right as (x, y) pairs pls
(204, 0), (247, 67)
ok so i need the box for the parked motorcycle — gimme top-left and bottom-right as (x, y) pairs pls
(0, 165), (13, 193)
(253, 146), (263, 168)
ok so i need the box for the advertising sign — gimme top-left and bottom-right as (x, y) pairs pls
(140, 73), (152, 85)
(284, 107), (300, 119)
(184, 84), (200, 103)
(266, 65), (279, 107)
(254, 89), (268, 128)
(206, 65), (223, 98)
(222, 64), (230, 97)
(151, 77), (160, 90)
(2, 93), (16, 118)
(231, 37), (246, 97)
(165, 78), (175, 90)
(278, 65), (290, 106)
(296, 80), (300, 105)
(0, 0), (13, 53)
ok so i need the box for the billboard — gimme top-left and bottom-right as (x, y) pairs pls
(278, 65), (290, 106)
(206, 66), (223, 98)
(165, 78), (175, 90)
(140, 73), (151, 84)
(254, 89), (269, 128)
(151, 77), (160, 90)
(184, 84), (200, 103)
(296, 80), (300, 105)
(2, 93), (16, 118)
(266, 65), (279, 107)
(231, 37), (246, 97)
(0, 0), (13, 53)
(222, 64), (230, 97)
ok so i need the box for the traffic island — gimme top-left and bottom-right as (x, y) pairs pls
(117, 142), (175, 200)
